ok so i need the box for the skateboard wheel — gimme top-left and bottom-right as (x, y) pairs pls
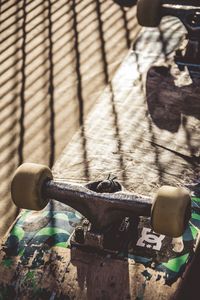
(151, 186), (191, 237)
(11, 163), (53, 210)
(137, 0), (162, 27)
(113, 0), (136, 7)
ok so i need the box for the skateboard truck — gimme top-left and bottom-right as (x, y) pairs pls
(11, 163), (191, 254)
(137, 0), (200, 78)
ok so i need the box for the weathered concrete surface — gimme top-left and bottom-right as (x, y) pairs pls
(0, 0), (139, 236)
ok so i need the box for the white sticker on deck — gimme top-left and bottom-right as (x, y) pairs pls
(136, 227), (165, 251)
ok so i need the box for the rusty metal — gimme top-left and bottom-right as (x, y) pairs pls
(84, 231), (104, 249)
(70, 216), (140, 254)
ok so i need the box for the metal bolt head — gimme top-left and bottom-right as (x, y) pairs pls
(74, 226), (85, 244)
(83, 219), (90, 226)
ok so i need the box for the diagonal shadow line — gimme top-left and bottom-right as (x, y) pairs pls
(2, 3), (112, 74)
(1, 2), (71, 54)
(1, 0), (72, 53)
(1, 1), (22, 15)
(18, 0), (26, 165)
(1, 0), (137, 172)
(150, 141), (200, 166)
(18, 27), (136, 110)
(1, 1), (45, 40)
(1, 0), (124, 93)
(1, 0), (38, 31)
(96, 0), (127, 183)
(72, 0), (84, 127)
(96, 0), (109, 84)
(53, 16), (137, 84)
(1, 0), (70, 36)
(121, 6), (131, 49)
(47, 0), (55, 168)
(71, 0), (90, 181)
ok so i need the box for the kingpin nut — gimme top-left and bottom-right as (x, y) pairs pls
(74, 226), (85, 244)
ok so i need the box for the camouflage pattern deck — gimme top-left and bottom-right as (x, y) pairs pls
(0, 193), (199, 298)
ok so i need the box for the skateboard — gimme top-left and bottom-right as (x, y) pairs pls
(6, 165), (200, 300)
(1, 2), (200, 299)
(137, 0), (200, 78)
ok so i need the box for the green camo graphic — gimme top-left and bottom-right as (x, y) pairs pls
(1, 196), (200, 291)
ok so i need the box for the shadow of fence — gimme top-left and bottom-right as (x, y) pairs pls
(0, 0), (139, 236)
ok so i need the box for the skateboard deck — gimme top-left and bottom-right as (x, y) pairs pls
(1, 18), (200, 299)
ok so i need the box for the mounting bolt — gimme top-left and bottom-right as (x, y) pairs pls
(175, 49), (182, 57)
(74, 226), (85, 244)
(83, 219), (90, 226)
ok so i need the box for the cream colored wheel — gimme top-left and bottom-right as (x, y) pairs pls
(137, 0), (162, 27)
(11, 163), (53, 210)
(151, 186), (191, 237)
